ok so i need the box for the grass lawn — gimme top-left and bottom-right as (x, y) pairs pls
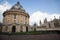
(0, 30), (60, 35)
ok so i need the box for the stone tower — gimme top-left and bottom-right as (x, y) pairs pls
(2, 2), (30, 32)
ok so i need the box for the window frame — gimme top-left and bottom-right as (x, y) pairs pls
(14, 15), (16, 19)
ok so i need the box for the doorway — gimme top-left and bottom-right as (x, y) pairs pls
(26, 26), (28, 32)
(12, 26), (16, 32)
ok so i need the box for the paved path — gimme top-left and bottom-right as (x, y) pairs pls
(0, 34), (60, 40)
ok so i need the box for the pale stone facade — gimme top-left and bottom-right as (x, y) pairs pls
(32, 17), (60, 31)
(2, 2), (30, 32)
(2, 2), (60, 32)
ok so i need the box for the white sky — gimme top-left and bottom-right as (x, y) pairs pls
(0, 1), (11, 22)
(29, 11), (60, 26)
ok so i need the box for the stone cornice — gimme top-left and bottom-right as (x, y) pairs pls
(3, 23), (30, 26)
(3, 10), (30, 18)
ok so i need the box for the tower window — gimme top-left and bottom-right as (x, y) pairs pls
(54, 22), (59, 27)
(14, 15), (16, 19)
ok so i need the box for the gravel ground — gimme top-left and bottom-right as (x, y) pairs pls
(0, 34), (60, 40)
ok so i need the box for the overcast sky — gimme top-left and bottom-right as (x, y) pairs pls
(0, 0), (60, 25)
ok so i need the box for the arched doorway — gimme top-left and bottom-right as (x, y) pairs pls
(12, 26), (16, 32)
(26, 26), (28, 32)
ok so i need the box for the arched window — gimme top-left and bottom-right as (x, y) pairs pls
(54, 22), (59, 27)
(14, 15), (16, 19)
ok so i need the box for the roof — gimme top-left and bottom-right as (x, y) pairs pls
(10, 2), (25, 11)
(3, 2), (30, 17)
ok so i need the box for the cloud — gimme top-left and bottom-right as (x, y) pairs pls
(29, 11), (60, 26)
(0, 1), (11, 22)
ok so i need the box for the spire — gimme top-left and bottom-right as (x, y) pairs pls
(11, 2), (25, 11)
(44, 18), (47, 23)
(34, 23), (37, 26)
(54, 16), (56, 19)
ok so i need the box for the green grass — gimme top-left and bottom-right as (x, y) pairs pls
(0, 30), (60, 35)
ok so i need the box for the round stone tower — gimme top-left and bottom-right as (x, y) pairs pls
(2, 2), (30, 32)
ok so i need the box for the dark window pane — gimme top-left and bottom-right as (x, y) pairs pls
(14, 15), (16, 19)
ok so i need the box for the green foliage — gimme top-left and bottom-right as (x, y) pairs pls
(0, 30), (60, 35)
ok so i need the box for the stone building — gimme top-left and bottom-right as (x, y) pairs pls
(0, 22), (3, 32)
(2, 2), (60, 33)
(2, 2), (30, 32)
(35, 17), (60, 31)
